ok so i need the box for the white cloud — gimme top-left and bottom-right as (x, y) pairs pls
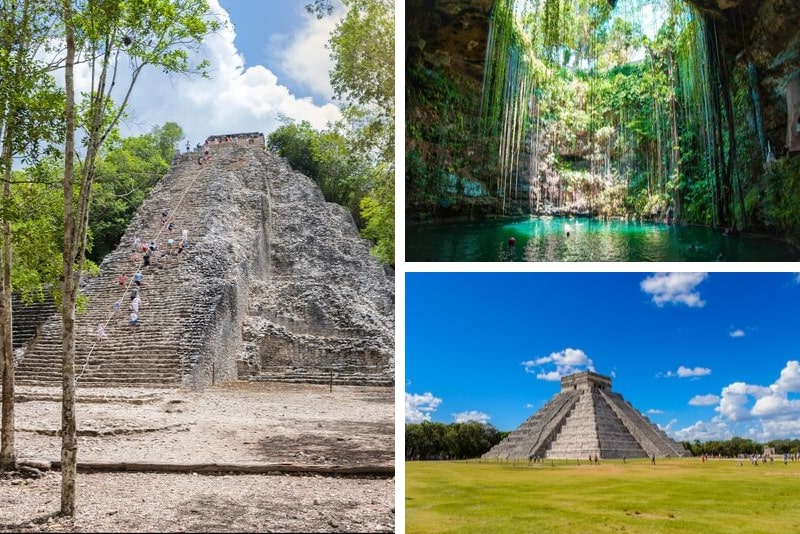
(646, 409), (664, 414)
(640, 272), (708, 308)
(405, 392), (442, 423)
(773, 360), (800, 394)
(276, 4), (343, 101)
(729, 329), (746, 338)
(674, 361), (800, 441)
(689, 394), (720, 406)
(525, 403), (535, 409)
(673, 418), (731, 442)
(659, 365), (711, 378)
(57, 0), (342, 151)
(677, 366), (711, 378)
(657, 418), (678, 433)
(521, 348), (594, 381)
(716, 381), (772, 421)
(453, 411), (491, 424)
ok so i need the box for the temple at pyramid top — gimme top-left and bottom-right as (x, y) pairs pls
(484, 371), (689, 460)
(560, 370), (612, 392)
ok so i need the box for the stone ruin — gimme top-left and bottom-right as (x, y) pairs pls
(483, 371), (689, 460)
(14, 134), (394, 388)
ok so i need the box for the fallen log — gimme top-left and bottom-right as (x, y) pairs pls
(29, 460), (394, 478)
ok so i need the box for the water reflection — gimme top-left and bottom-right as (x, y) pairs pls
(406, 216), (800, 262)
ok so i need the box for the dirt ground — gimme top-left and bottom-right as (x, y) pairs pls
(1, 382), (395, 532)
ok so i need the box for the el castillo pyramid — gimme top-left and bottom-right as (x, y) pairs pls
(483, 371), (689, 460)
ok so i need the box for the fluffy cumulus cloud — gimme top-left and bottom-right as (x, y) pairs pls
(675, 361), (800, 441)
(673, 418), (731, 442)
(521, 348), (595, 381)
(453, 411), (491, 424)
(63, 0), (341, 149)
(689, 394), (720, 406)
(640, 272), (708, 308)
(659, 365), (711, 378)
(773, 360), (800, 393)
(716, 381), (773, 421)
(729, 328), (746, 338)
(406, 392), (442, 423)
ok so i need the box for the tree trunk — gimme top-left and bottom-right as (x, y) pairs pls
(60, 0), (77, 516)
(0, 128), (14, 471)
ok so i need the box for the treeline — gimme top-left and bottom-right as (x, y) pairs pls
(405, 421), (508, 460)
(679, 437), (800, 457)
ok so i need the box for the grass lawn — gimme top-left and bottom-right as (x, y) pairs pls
(406, 458), (800, 533)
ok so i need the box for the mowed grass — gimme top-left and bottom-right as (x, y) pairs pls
(406, 458), (800, 533)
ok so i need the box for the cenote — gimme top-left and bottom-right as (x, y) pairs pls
(406, 217), (800, 262)
(406, 0), (800, 261)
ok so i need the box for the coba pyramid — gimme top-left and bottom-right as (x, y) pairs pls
(483, 371), (689, 460)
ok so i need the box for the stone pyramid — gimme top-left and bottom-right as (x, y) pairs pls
(483, 371), (689, 460)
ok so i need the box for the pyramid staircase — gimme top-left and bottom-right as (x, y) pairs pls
(483, 371), (689, 460)
(14, 146), (245, 387)
(11, 292), (57, 350)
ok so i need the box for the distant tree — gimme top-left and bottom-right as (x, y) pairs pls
(268, 120), (320, 179)
(89, 124), (181, 261)
(406, 421), (504, 460)
(153, 122), (185, 162)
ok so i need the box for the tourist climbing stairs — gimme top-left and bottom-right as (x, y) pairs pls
(14, 148), (229, 387)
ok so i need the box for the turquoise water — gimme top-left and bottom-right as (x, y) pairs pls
(406, 216), (800, 262)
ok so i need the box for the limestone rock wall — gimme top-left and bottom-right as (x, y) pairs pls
(236, 150), (394, 386)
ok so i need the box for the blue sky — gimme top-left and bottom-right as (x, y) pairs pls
(63, 0), (345, 148)
(405, 272), (800, 443)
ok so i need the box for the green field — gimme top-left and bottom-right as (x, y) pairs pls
(406, 458), (800, 533)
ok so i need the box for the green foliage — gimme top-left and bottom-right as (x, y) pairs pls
(269, 120), (367, 221)
(679, 436), (763, 457)
(9, 167), (64, 303)
(268, 121), (320, 179)
(405, 421), (504, 460)
(360, 167), (394, 264)
(88, 124), (178, 261)
(756, 157), (800, 234)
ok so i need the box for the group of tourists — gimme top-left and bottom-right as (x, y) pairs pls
(184, 133), (265, 166)
(95, 208), (192, 339)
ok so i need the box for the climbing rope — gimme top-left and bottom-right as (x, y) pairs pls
(75, 150), (216, 384)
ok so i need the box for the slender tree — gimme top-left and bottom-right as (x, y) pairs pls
(58, 0), (217, 515)
(0, 0), (64, 472)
